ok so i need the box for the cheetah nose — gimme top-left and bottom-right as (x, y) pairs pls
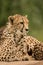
(25, 29), (28, 31)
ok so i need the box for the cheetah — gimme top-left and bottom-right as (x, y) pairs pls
(0, 14), (29, 61)
(19, 36), (43, 60)
(0, 14), (43, 61)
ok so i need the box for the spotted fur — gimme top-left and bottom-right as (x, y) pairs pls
(0, 14), (43, 61)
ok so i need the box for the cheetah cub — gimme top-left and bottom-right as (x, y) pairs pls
(0, 14), (29, 61)
(0, 14), (43, 61)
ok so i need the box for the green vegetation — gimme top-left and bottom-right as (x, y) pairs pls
(0, 0), (43, 41)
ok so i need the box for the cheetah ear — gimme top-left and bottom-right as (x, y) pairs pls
(25, 15), (28, 18)
(8, 16), (14, 25)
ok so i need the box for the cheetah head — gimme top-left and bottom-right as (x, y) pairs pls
(8, 14), (29, 35)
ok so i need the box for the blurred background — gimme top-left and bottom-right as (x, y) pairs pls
(0, 0), (43, 41)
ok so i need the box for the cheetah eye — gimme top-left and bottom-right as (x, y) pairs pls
(20, 22), (23, 24)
